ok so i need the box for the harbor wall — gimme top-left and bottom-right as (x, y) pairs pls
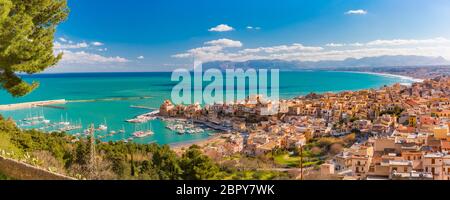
(0, 99), (66, 111)
(0, 156), (75, 180)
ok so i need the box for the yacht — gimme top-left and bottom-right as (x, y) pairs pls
(133, 130), (154, 138)
(119, 125), (126, 133)
(98, 119), (108, 131)
(133, 123), (154, 138)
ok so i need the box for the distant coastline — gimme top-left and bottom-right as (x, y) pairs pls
(337, 71), (424, 84)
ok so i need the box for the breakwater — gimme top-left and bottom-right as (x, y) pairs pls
(0, 99), (67, 111)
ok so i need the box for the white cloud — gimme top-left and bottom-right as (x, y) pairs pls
(172, 38), (243, 62)
(365, 37), (450, 46)
(247, 26), (261, 30)
(52, 39), (128, 71)
(58, 50), (129, 64)
(345, 9), (368, 15)
(349, 43), (364, 47)
(172, 37), (450, 62)
(137, 56), (145, 59)
(239, 43), (323, 54)
(54, 40), (107, 50)
(208, 24), (234, 32)
(204, 38), (243, 48)
(91, 41), (104, 46)
(329, 37), (450, 48)
(54, 42), (89, 50)
(172, 53), (191, 59)
(325, 43), (345, 47)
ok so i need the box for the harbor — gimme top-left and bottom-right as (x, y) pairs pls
(5, 102), (215, 145)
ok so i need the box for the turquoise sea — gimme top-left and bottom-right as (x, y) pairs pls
(0, 71), (414, 145)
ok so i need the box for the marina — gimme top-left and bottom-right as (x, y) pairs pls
(10, 106), (211, 144)
(164, 119), (206, 135)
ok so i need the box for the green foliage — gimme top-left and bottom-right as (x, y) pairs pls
(273, 154), (301, 167)
(0, 117), (73, 169)
(272, 151), (323, 168)
(0, 0), (69, 96)
(225, 170), (289, 180)
(0, 171), (13, 180)
(271, 147), (287, 156)
(179, 145), (219, 180)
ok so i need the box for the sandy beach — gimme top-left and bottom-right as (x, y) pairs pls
(170, 134), (226, 154)
(338, 71), (424, 83)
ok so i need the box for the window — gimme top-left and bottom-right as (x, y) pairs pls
(432, 159), (435, 164)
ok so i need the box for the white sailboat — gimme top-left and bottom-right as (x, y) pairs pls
(98, 119), (108, 131)
(119, 125), (126, 133)
(59, 113), (70, 126)
(133, 123), (153, 138)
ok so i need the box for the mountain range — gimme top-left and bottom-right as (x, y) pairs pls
(202, 55), (450, 71)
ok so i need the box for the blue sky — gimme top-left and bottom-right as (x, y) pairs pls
(50, 0), (450, 72)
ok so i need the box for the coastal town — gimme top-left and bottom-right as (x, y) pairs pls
(5, 2), (450, 196)
(159, 75), (450, 180)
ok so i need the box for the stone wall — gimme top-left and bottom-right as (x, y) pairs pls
(0, 156), (76, 180)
